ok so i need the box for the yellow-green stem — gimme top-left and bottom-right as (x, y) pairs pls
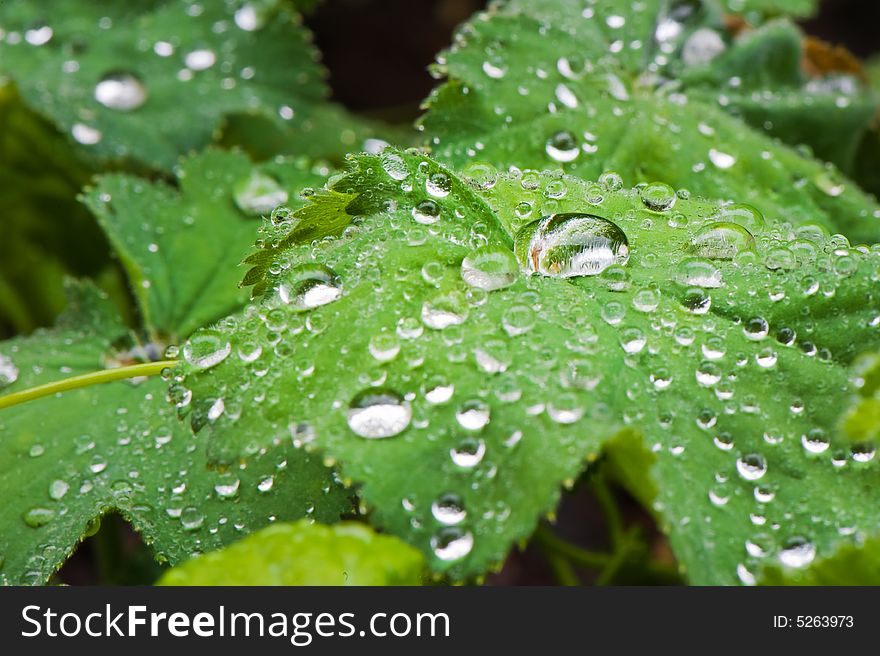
(0, 360), (177, 411)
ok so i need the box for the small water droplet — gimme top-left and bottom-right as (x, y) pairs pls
(0, 354), (19, 389)
(778, 537), (816, 568)
(183, 330), (232, 370)
(347, 389), (412, 439)
(23, 507), (55, 528)
(422, 292), (469, 329)
(450, 437), (486, 468)
(432, 527), (474, 561)
(455, 401), (490, 431)
(234, 171), (288, 215)
(461, 245), (519, 291)
(94, 72), (148, 111)
(431, 494), (466, 525)
(736, 453), (767, 481)
(545, 131), (579, 163)
(185, 49), (216, 70)
(688, 222), (755, 260)
(641, 182), (676, 212)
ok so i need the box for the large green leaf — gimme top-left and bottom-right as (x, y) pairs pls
(83, 149), (330, 340)
(179, 149), (880, 583)
(419, 0), (880, 245)
(158, 520), (425, 585)
(0, 0), (369, 169)
(0, 282), (350, 585)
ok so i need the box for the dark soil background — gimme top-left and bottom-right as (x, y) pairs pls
(58, 0), (880, 585)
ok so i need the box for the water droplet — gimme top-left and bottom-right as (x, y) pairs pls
(23, 507), (55, 528)
(25, 24), (53, 46)
(185, 49), (216, 70)
(412, 199), (441, 225)
(347, 389), (412, 439)
(234, 171), (288, 215)
(674, 258), (723, 288)
(431, 494), (466, 525)
(545, 131), (579, 163)
(426, 172), (451, 198)
(743, 317), (769, 341)
(450, 437), (486, 468)
(381, 151), (410, 180)
(714, 204), (765, 232)
(736, 453), (767, 481)
(183, 330), (232, 370)
(641, 182), (676, 212)
(49, 480), (69, 500)
(482, 60), (506, 79)
(688, 222), (755, 260)
(234, 2), (270, 31)
(461, 246), (519, 291)
(424, 378), (454, 404)
(432, 527), (474, 561)
(455, 401), (490, 431)
(94, 72), (147, 111)
(72, 123), (102, 145)
(708, 149), (736, 169)
(277, 264), (342, 309)
(515, 213), (629, 278)
(214, 479), (240, 499)
(0, 354), (19, 389)
(801, 428), (830, 454)
(422, 292), (469, 329)
(369, 334), (400, 362)
(778, 537), (816, 568)
(180, 507), (205, 531)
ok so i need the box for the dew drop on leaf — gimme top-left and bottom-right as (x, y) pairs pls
(455, 401), (491, 431)
(276, 264), (342, 310)
(0, 353), (19, 389)
(94, 72), (147, 111)
(182, 330), (232, 370)
(233, 171), (289, 216)
(460, 245), (519, 291)
(545, 130), (579, 163)
(778, 537), (816, 568)
(421, 291), (469, 329)
(641, 182), (677, 212)
(450, 437), (486, 468)
(687, 222), (756, 260)
(514, 213), (629, 278)
(431, 527), (474, 561)
(347, 389), (412, 439)
(735, 453), (767, 481)
(431, 494), (467, 526)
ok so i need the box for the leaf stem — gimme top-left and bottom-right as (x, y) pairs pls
(590, 472), (625, 549)
(533, 524), (611, 569)
(0, 360), (177, 410)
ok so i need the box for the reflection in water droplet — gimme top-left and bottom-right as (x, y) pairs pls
(234, 171), (289, 215)
(736, 453), (767, 481)
(347, 389), (412, 439)
(277, 264), (342, 310)
(778, 537), (816, 568)
(183, 330), (232, 370)
(641, 182), (676, 212)
(461, 246), (519, 291)
(515, 213), (629, 278)
(450, 438), (486, 468)
(432, 527), (474, 561)
(234, 2), (270, 31)
(72, 123), (103, 145)
(94, 72), (148, 111)
(0, 354), (19, 389)
(455, 401), (490, 431)
(185, 49), (216, 70)
(545, 131), (579, 163)
(422, 292), (469, 329)
(431, 494), (466, 525)
(688, 222), (755, 260)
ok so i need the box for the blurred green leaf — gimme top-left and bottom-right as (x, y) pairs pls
(158, 520), (425, 585)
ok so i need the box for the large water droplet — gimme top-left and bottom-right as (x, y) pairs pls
(94, 72), (148, 111)
(183, 330), (231, 370)
(515, 213), (629, 278)
(460, 245), (519, 291)
(234, 171), (288, 216)
(688, 222), (755, 260)
(277, 264), (342, 310)
(347, 389), (412, 439)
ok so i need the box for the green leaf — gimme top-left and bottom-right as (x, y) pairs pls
(158, 520), (425, 585)
(679, 20), (878, 174)
(179, 149), (880, 583)
(83, 149), (330, 340)
(0, 0), (362, 169)
(419, 0), (880, 245)
(760, 536), (880, 585)
(721, 0), (818, 19)
(0, 282), (351, 585)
